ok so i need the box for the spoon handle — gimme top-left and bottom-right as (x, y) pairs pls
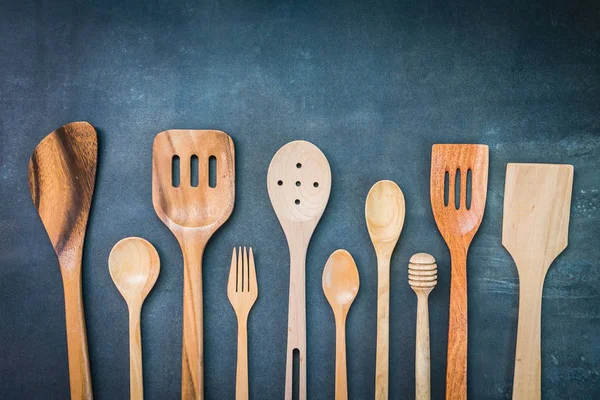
(235, 316), (249, 400)
(60, 260), (93, 400)
(129, 307), (143, 400)
(335, 320), (348, 400)
(415, 293), (431, 400)
(375, 255), (390, 400)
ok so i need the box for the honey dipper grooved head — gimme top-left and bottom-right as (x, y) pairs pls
(408, 253), (437, 290)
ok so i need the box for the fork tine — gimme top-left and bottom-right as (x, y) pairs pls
(243, 247), (249, 292)
(249, 247), (257, 294)
(228, 248), (237, 294)
(237, 247), (243, 292)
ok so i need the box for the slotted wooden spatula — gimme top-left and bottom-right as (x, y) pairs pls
(267, 140), (331, 400)
(28, 121), (97, 400)
(430, 144), (489, 400)
(152, 130), (235, 399)
(502, 163), (574, 400)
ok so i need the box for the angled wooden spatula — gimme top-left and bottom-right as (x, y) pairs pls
(153, 130), (235, 399)
(502, 163), (574, 400)
(28, 121), (97, 400)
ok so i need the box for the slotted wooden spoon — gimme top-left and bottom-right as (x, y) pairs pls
(28, 121), (97, 400)
(430, 144), (488, 400)
(267, 140), (331, 400)
(152, 129), (235, 399)
(502, 163), (574, 400)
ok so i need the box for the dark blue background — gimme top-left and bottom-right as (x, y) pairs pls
(1, 0), (599, 398)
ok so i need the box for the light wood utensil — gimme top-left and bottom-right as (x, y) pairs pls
(408, 253), (438, 400)
(109, 237), (160, 400)
(28, 121), (97, 400)
(227, 247), (258, 400)
(502, 163), (574, 400)
(267, 140), (331, 400)
(152, 129), (235, 399)
(430, 144), (488, 400)
(365, 180), (405, 400)
(322, 249), (360, 400)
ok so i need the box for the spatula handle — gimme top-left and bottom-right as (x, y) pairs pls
(285, 249), (307, 400)
(61, 266), (93, 400)
(446, 250), (468, 400)
(512, 276), (544, 400)
(180, 235), (207, 400)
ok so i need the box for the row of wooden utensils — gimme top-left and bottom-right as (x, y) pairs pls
(27, 121), (574, 400)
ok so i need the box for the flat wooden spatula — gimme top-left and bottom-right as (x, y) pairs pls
(28, 121), (97, 400)
(502, 163), (574, 400)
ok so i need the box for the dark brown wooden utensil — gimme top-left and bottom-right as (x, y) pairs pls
(430, 144), (488, 400)
(28, 121), (97, 400)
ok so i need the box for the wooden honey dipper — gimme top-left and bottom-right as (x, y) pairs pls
(408, 253), (437, 400)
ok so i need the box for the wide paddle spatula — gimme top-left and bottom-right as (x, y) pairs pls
(152, 130), (235, 399)
(267, 140), (331, 400)
(430, 144), (488, 400)
(502, 163), (574, 400)
(28, 121), (97, 400)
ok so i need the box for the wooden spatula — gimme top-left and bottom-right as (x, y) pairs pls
(267, 140), (331, 400)
(28, 121), (97, 400)
(430, 144), (489, 400)
(152, 130), (235, 400)
(502, 163), (574, 400)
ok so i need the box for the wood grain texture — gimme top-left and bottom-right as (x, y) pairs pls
(430, 144), (489, 400)
(28, 121), (97, 400)
(365, 180), (405, 400)
(267, 140), (331, 400)
(227, 247), (258, 400)
(152, 130), (235, 400)
(502, 163), (574, 400)
(322, 250), (360, 400)
(409, 253), (438, 400)
(109, 237), (160, 400)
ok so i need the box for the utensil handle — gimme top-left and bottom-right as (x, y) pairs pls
(129, 307), (143, 400)
(180, 235), (207, 400)
(375, 256), (390, 400)
(285, 249), (307, 400)
(446, 250), (468, 400)
(236, 316), (249, 400)
(61, 267), (93, 400)
(512, 276), (544, 400)
(415, 293), (431, 400)
(335, 319), (348, 400)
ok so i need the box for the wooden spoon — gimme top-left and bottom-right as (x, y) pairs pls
(430, 144), (488, 400)
(365, 180), (405, 400)
(267, 140), (331, 400)
(322, 249), (360, 400)
(502, 163), (574, 400)
(109, 237), (160, 400)
(28, 121), (97, 400)
(152, 129), (235, 399)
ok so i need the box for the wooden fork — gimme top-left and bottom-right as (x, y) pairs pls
(227, 247), (258, 400)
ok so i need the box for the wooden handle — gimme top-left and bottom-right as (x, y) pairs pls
(415, 293), (431, 400)
(512, 275), (544, 400)
(446, 250), (467, 400)
(335, 319), (348, 400)
(375, 255), (390, 400)
(61, 262), (93, 400)
(285, 248), (307, 400)
(179, 234), (207, 400)
(129, 306), (143, 400)
(236, 316), (249, 400)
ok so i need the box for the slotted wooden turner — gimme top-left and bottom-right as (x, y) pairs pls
(502, 163), (574, 400)
(153, 130), (235, 399)
(430, 144), (489, 400)
(267, 140), (331, 400)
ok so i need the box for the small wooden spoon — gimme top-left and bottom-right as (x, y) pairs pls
(365, 180), (405, 400)
(109, 237), (160, 400)
(322, 250), (360, 400)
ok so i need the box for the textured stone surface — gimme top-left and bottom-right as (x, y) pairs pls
(0, 0), (599, 398)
